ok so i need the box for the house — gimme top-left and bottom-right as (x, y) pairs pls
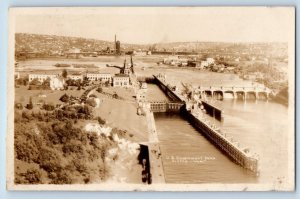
(86, 73), (112, 83)
(50, 77), (65, 90)
(113, 74), (130, 87)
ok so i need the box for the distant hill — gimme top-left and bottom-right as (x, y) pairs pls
(15, 33), (288, 58)
(15, 33), (148, 53)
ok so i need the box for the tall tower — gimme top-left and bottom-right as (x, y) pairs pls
(114, 34), (121, 55)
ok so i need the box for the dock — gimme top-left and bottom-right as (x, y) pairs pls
(201, 100), (224, 121)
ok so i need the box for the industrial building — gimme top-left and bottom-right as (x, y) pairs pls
(86, 73), (112, 82)
(113, 74), (130, 87)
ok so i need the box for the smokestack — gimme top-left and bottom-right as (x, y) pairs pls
(115, 34), (117, 52)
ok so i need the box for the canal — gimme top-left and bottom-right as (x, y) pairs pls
(150, 83), (289, 184)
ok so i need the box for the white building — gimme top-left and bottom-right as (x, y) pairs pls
(50, 77), (65, 90)
(137, 90), (146, 102)
(68, 74), (83, 81)
(113, 74), (130, 87)
(67, 47), (81, 54)
(86, 73), (112, 82)
(200, 58), (215, 68)
(206, 58), (215, 65)
(29, 74), (57, 82)
(141, 82), (148, 89)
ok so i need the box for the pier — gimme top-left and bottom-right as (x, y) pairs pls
(201, 100), (224, 121)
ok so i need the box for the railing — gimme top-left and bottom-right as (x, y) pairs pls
(197, 86), (270, 93)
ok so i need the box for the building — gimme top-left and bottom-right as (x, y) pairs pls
(50, 77), (65, 90)
(141, 82), (148, 89)
(137, 89), (146, 102)
(86, 73), (112, 83)
(67, 47), (81, 54)
(113, 74), (130, 87)
(206, 58), (215, 65)
(132, 50), (147, 56)
(68, 74), (83, 82)
(29, 74), (57, 82)
(187, 61), (201, 68)
(163, 56), (188, 66)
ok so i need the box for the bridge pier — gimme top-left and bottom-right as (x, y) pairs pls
(198, 86), (271, 101)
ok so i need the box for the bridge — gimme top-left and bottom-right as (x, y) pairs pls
(196, 86), (272, 100)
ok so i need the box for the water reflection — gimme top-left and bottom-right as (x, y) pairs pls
(154, 99), (288, 184)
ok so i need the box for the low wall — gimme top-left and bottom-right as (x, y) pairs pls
(180, 106), (258, 173)
(201, 100), (223, 121)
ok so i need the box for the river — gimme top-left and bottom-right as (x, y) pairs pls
(153, 91), (289, 184)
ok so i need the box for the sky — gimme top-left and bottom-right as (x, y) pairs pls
(13, 7), (295, 44)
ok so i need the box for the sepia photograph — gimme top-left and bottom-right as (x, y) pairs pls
(6, 7), (295, 191)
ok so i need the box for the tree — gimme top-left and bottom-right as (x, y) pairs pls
(29, 78), (40, 86)
(96, 87), (103, 93)
(62, 69), (68, 79)
(26, 97), (33, 109)
(86, 98), (97, 107)
(97, 116), (106, 125)
(59, 93), (69, 103)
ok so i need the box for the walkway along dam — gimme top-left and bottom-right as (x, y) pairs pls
(142, 74), (260, 174)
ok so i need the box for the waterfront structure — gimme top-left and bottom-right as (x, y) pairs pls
(184, 107), (259, 173)
(196, 85), (271, 100)
(151, 74), (259, 173)
(86, 73), (112, 82)
(113, 74), (130, 87)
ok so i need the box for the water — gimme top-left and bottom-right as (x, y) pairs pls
(154, 99), (289, 184)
